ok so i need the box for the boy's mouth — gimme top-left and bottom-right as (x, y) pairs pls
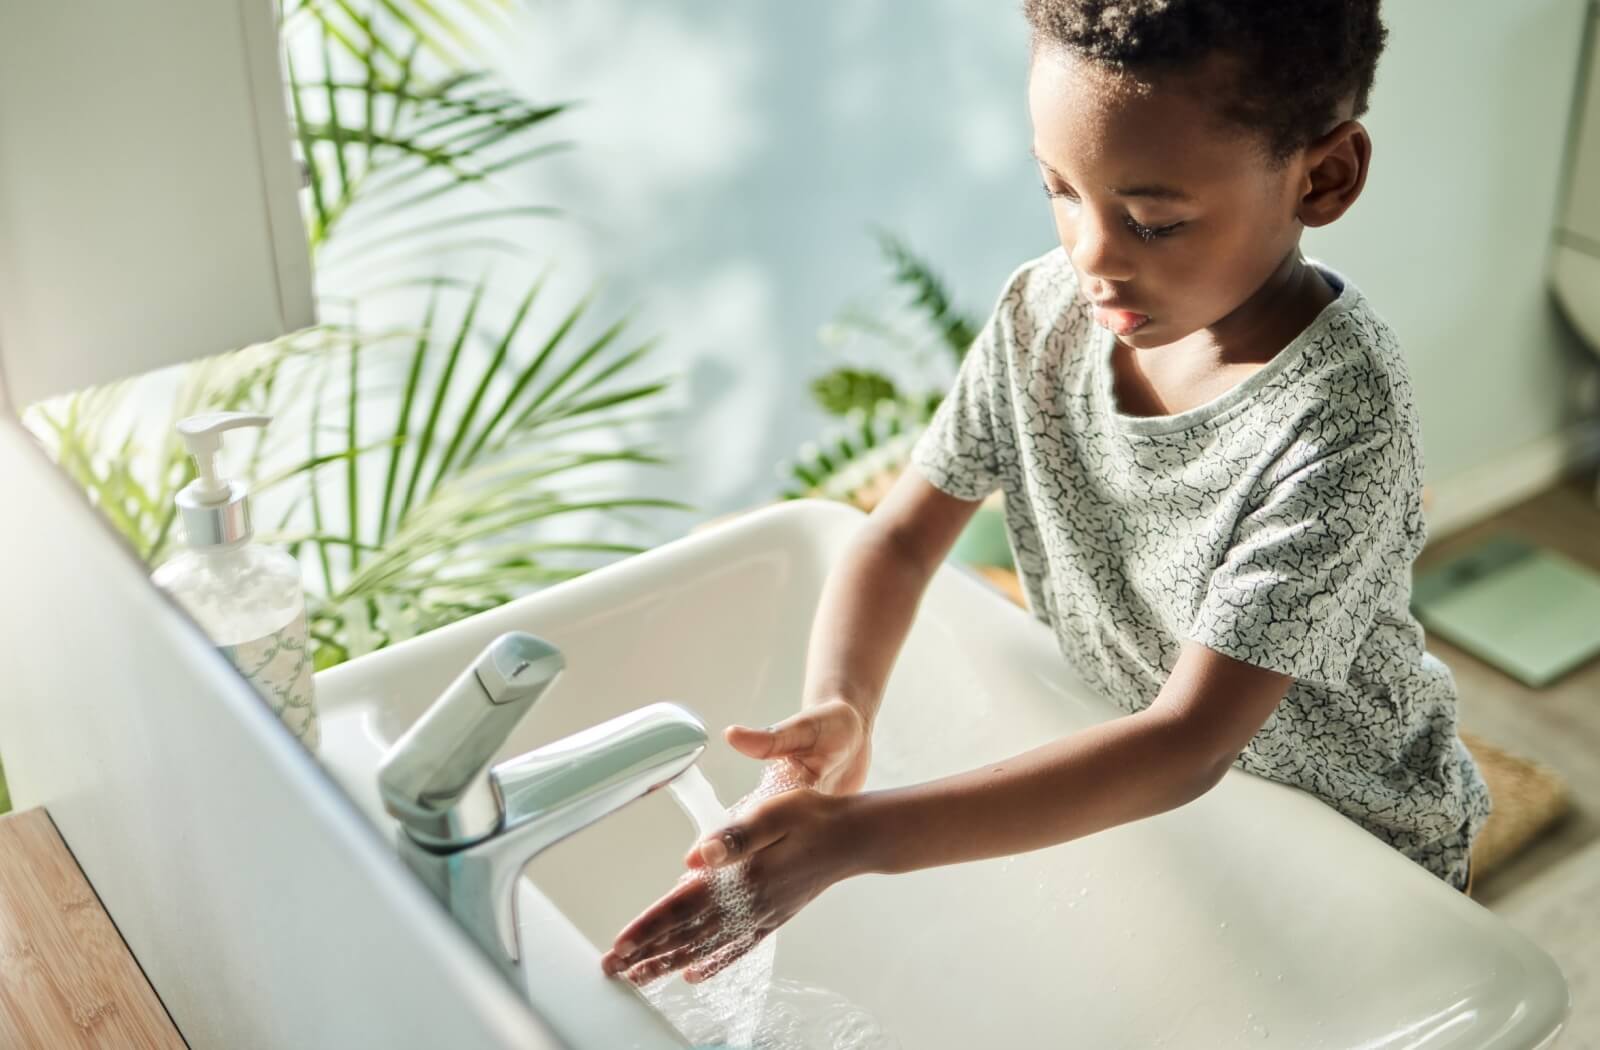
(1093, 307), (1150, 335)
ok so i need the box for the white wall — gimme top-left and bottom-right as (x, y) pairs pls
(1303, 0), (1599, 504)
(485, 0), (1050, 521)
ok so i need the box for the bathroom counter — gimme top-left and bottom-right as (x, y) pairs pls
(0, 808), (186, 1048)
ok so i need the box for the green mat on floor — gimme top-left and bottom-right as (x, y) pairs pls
(1413, 533), (1600, 688)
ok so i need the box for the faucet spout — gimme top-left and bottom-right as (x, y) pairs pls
(464, 702), (707, 964)
(493, 702), (710, 859)
(377, 632), (707, 985)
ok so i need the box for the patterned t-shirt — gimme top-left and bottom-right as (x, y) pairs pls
(910, 246), (1492, 890)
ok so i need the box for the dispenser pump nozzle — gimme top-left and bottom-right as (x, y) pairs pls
(175, 412), (271, 549)
(178, 413), (271, 504)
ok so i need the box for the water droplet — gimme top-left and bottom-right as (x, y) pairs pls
(1253, 969), (1261, 978)
(1219, 921), (1229, 929)
(1253, 1023), (1270, 1038)
(1276, 973), (1284, 983)
(1080, 887), (1090, 897)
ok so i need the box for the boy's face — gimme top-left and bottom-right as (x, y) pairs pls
(1027, 45), (1318, 350)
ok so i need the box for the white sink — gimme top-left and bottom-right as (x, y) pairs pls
(316, 499), (1570, 1049)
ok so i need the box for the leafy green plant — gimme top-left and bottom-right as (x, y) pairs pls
(783, 228), (980, 502)
(22, 1), (685, 669)
(284, 0), (512, 73)
(285, 30), (572, 267)
(294, 277), (683, 666)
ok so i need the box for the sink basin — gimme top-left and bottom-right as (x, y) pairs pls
(316, 499), (1570, 1049)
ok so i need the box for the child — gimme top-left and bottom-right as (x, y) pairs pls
(602, 0), (1491, 987)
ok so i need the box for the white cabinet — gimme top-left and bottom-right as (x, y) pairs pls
(0, 0), (315, 408)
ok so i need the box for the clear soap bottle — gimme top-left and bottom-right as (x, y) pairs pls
(151, 412), (319, 751)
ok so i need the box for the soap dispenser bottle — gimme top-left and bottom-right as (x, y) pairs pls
(152, 412), (320, 751)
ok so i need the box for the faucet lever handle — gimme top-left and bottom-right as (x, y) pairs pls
(378, 632), (565, 848)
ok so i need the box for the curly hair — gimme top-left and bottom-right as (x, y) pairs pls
(1022, 0), (1388, 162)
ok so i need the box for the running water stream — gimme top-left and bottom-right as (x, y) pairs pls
(636, 761), (900, 1050)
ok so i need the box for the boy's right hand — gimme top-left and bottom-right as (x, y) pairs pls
(724, 698), (873, 796)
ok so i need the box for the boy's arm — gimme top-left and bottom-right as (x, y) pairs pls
(841, 641), (1292, 876)
(798, 466), (985, 731)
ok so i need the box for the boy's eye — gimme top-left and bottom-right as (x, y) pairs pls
(1127, 217), (1185, 241)
(1040, 182), (1185, 241)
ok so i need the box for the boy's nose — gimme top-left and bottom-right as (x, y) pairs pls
(1068, 212), (1136, 285)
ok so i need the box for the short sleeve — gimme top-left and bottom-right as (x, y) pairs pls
(908, 273), (1020, 502)
(1188, 426), (1408, 690)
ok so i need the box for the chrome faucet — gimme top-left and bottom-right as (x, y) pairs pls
(377, 631), (708, 985)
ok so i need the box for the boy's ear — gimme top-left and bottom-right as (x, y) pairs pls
(1296, 119), (1371, 229)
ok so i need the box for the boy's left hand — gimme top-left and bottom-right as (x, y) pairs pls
(600, 779), (865, 985)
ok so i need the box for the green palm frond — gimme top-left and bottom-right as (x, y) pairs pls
(286, 17), (572, 257)
(283, 0), (512, 75)
(787, 230), (981, 500)
(870, 226), (978, 365)
(286, 273), (686, 665)
(781, 398), (931, 502)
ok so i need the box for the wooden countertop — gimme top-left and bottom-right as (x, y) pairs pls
(0, 808), (186, 1048)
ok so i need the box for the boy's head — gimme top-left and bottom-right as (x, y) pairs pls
(1022, 0), (1388, 348)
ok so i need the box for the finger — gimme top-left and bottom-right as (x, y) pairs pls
(607, 877), (713, 961)
(725, 713), (820, 760)
(608, 886), (710, 967)
(685, 930), (766, 984)
(606, 925), (719, 979)
(624, 938), (718, 986)
(684, 823), (746, 869)
(604, 909), (713, 976)
(605, 904), (724, 977)
(723, 723), (782, 760)
(684, 802), (790, 869)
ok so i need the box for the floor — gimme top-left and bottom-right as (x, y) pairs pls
(1415, 469), (1600, 1047)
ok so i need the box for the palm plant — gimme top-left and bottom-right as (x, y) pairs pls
(782, 228), (980, 504)
(23, 0), (685, 669)
(284, 1), (571, 272)
(294, 277), (682, 665)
